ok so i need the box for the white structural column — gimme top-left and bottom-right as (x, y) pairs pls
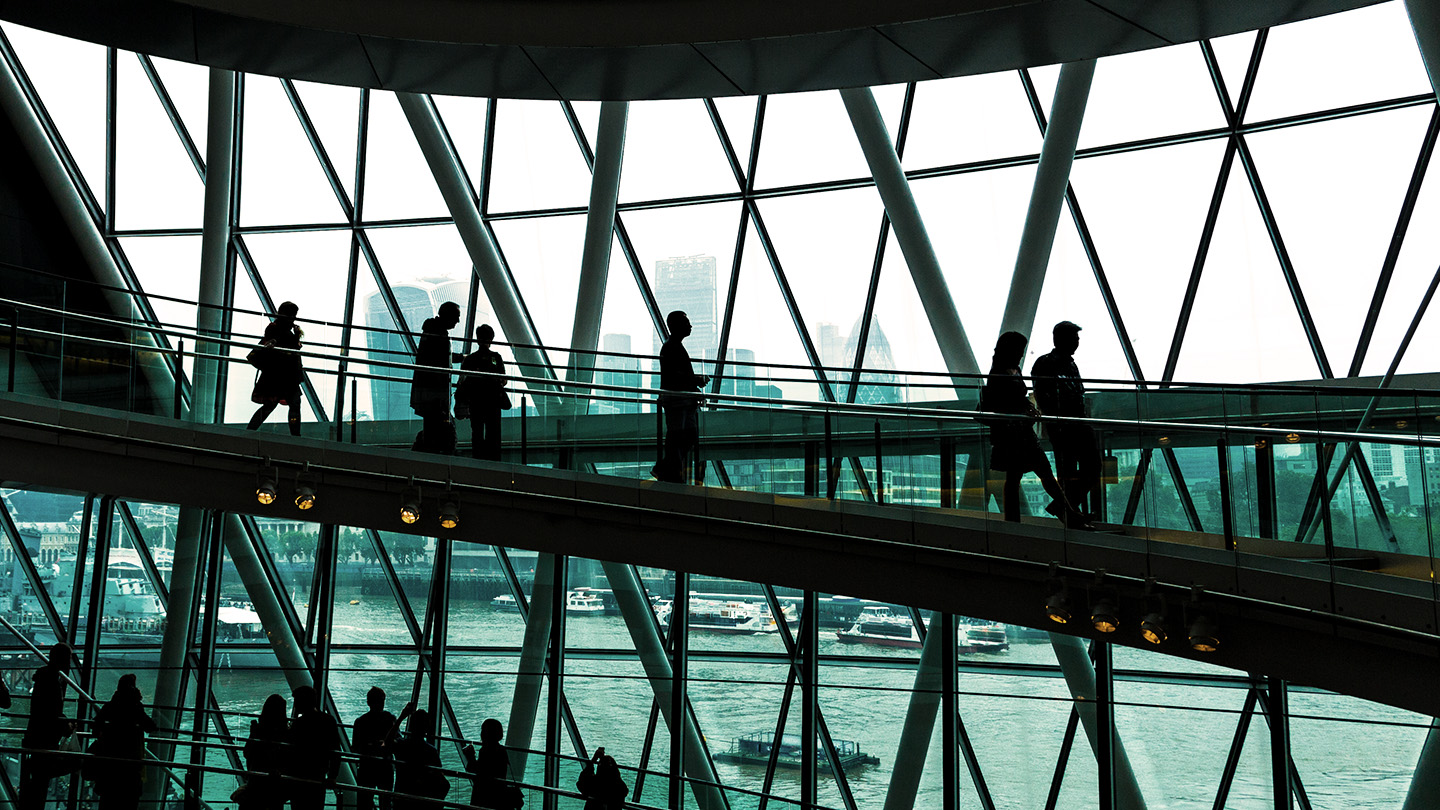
(1050, 634), (1147, 810)
(883, 612), (944, 810)
(396, 93), (556, 394)
(0, 40), (172, 400)
(999, 59), (1096, 339)
(192, 68), (238, 423)
(1403, 721), (1440, 810)
(601, 561), (726, 810)
(505, 552), (557, 776)
(840, 87), (982, 384)
(567, 101), (628, 410)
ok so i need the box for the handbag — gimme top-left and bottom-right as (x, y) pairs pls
(246, 342), (275, 370)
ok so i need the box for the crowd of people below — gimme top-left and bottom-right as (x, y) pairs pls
(14, 643), (632, 810)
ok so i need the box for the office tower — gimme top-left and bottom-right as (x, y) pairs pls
(595, 333), (642, 414)
(363, 278), (489, 421)
(653, 255), (718, 362)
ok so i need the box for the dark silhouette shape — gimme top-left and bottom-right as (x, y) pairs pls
(1032, 321), (1102, 521)
(392, 706), (447, 810)
(352, 687), (398, 810)
(411, 302), (462, 455)
(240, 694), (289, 810)
(652, 311), (709, 484)
(89, 674), (157, 810)
(456, 324), (510, 461)
(285, 685), (341, 810)
(980, 332), (1089, 529)
(577, 748), (627, 810)
(464, 717), (517, 810)
(247, 301), (304, 436)
(18, 642), (74, 810)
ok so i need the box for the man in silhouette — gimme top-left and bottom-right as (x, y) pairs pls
(18, 643), (72, 810)
(411, 301), (462, 455)
(653, 310), (709, 484)
(352, 687), (398, 810)
(1032, 321), (1101, 520)
(455, 324), (509, 461)
(286, 685), (341, 810)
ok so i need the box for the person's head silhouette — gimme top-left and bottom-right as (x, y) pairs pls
(437, 302), (462, 331)
(367, 686), (385, 711)
(47, 642), (70, 673)
(476, 324), (495, 348)
(666, 311), (692, 341)
(1052, 321), (1081, 356)
(992, 331), (1028, 372)
(292, 684), (318, 715)
(480, 718), (503, 744)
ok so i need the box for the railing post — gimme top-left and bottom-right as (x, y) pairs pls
(521, 394), (529, 464)
(940, 436), (956, 509)
(1256, 438), (1277, 539)
(334, 369), (347, 441)
(825, 410), (836, 500)
(655, 398), (664, 469)
(174, 338), (184, 420)
(1217, 437), (1235, 551)
(874, 418), (885, 505)
(1095, 640), (1116, 810)
(803, 441), (819, 498)
(670, 571), (689, 810)
(350, 380), (358, 444)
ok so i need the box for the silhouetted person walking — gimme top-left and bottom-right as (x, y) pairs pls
(981, 332), (1090, 529)
(1032, 321), (1102, 521)
(90, 674), (156, 810)
(286, 686), (340, 810)
(18, 643), (74, 810)
(392, 707), (446, 810)
(456, 325), (510, 461)
(653, 311), (709, 484)
(412, 302), (462, 455)
(577, 748), (627, 810)
(247, 301), (304, 436)
(241, 694), (289, 810)
(464, 718), (517, 810)
(352, 687), (398, 810)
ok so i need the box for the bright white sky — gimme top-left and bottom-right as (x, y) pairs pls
(3, 1), (1439, 422)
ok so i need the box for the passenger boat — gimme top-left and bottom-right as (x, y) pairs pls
(715, 731), (880, 773)
(757, 601), (798, 633)
(490, 594), (520, 612)
(658, 598), (765, 634)
(835, 606), (1011, 652)
(566, 588), (606, 615)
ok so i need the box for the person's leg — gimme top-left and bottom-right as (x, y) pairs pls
(286, 401), (302, 436)
(1003, 471), (1021, 522)
(481, 409), (502, 461)
(655, 406), (684, 482)
(420, 413), (445, 454)
(247, 402), (278, 430)
(677, 407), (700, 484)
(376, 767), (394, 810)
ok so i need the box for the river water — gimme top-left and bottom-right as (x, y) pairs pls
(192, 596), (1429, 810)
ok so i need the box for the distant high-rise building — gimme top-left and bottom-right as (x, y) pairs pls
(653, 255), (718, 362)
(814, 318), (900, 403)
(595, 333), (642, 414)
(363, 278), (491, 421)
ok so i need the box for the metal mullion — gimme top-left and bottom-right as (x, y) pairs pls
(354, 89), (371, 221)
(233, 235), (330, 422)
(1044, 707), (1081, 810)
(613, 217), (668, 341)
(1234, 135), (1333, 378)
(1161, 137), (1238, 383)
(81, 496), (114, 696)
(703, 98), (746, 190)
(238, 515), (310, 642)
(746, 97), (766, 195)
(1211, 687), (1259, 810)
(1234, 29), (1268, 125)
(0, 495), (67, 640)
(1121, 447), (1153, 525)
(137, 53), (205, 180)
(66, 495), (95, 645)
(280, 78), (355, 219)
(356, 228), (419, 355)
(560, 99), (596, 168)
(1349, 106), (1440, 376)
(335, 231), (361, 432)
(1160, 446), (1205, 532)
(480, 98), (498, 215)
(368, 529), (423, 641)
(744, 199), (836, 402)
(105, 49), (118, 231)
(709, 206), (749, 396)
(477, 217), (551, 366)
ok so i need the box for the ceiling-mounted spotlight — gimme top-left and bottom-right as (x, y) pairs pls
(256, 460), (278, 506)
(294, 464), (317, 511)
(438, 487), (459, 530)
(1044, 592), (1071, 624)
(1090, 598), (1120, 634)
(1140, 612), (1167, 645)
(400, 480), (422, 524)
(1188, 616), (1220, 652)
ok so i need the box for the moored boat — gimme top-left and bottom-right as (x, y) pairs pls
(491, 594), (520, 612)
(566, 588), (605, 615)
(715, 731), (880, 773)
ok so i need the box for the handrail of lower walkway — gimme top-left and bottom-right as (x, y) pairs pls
(0, 394), (1436, 717)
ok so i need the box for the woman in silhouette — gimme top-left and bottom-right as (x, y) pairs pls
(576, 748), (627, 810)
(981, 331), (1089, 528)
(464, 717), (515, 809)
(240, 694), (289, 810)
(247, 301), (304, 436)
(90, 674), (156, 810)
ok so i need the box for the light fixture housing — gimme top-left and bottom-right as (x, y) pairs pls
(1090, 598), (1120, 633)
(438, 491), (459, 530)
(1044, 592), (1071, 624)
(400, 485), (422, 525)
(256, 463), (278, 506)
(294, 466), (317, 510)
(1188, 616), (1220, 652)
(1140, 612), (1167, 644)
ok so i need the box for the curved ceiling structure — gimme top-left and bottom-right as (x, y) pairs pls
(0, 0), (1385, 99)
